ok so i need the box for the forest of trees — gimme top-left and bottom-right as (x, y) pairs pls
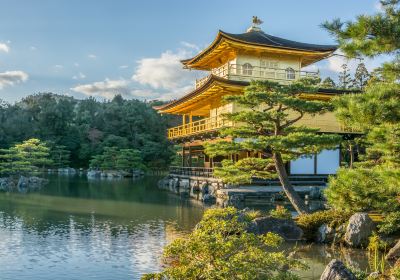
(0, 93), (174, 169)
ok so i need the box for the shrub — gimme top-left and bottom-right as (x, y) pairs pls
(269, 205), (292, 220)
(143, 207), (307, 280)
(296, 209), (352, 240)
(378, 211), (400, 235)
(325, 168), (400, 213)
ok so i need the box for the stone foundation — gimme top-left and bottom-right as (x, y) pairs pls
(158, 175), (225, 204)
(159, 174), (326, 207)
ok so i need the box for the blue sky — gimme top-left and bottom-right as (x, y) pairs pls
(0, 0), (389, 102)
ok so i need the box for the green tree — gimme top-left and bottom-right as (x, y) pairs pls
(0, 138), (52, 175)
(338, 64), (352, 89)
(351, 62), (371, 89)
(320, 77), (336, 88)
(322, 0), (400, 80)
(204, 80), (341, 214)
(115, 149), (145, 171)
(142, 207), (305, 280)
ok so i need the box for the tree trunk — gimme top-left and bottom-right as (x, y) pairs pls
(272, 152), (309, 214)
(349, 144), (354, 169)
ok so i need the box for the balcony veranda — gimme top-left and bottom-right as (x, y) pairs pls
(195, 64), (319, 88)
(167, 113), (358, 140)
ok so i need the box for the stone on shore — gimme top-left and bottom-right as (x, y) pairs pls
(386, 239), (400, 261)
(344, 213), (375, 247)
(320, 259), (356, 280)
(247, 216), (303, 241)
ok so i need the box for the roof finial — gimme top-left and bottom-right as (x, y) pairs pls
(247, 16), (263, 32)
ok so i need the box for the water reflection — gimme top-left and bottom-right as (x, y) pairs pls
(0, 175), (369, 280)
(0, 175), (204, 280)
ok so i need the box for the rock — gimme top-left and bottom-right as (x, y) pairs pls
(17, 176), (47, 192)
(248, 217), (303, 241)
(0, 177), (15, 191)
(87, 170), (101, 178)
(368, 272), (380, 279)
(386, 239), (400, 261)
(317, 224), (334, 243)
(317, 224), (346, 244)
(344, 213), (375, 247)
(58, 167), (76, 174)
(17, 176), (29, 190)
(320, 259), (356, 280)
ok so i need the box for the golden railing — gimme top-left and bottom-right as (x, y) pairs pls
(195, 64), (319, 88)
(167, 113), (361, 140)
(168, 116), (231, 139)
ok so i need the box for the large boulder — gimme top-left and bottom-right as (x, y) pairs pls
(320, 259), (356, 280)
(17, 176), (47, 192)
(386, 239), (400, 261)
(248, 216), (303, 241)
(0, 177), (15, 191)
(344, 213), (375, 247)
(317, 224), (346, 244)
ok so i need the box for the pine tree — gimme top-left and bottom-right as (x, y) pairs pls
(322, 0), (400, 80)
(0, 138), (52, 175)
(338, 64), (352, 89)
(205, 80), (341, 214)
(351, 62), (370, 89)
(320, 77), (336, 88)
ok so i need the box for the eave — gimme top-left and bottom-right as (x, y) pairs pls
(154, 75), (354, 115)
(181, 30), (337, 70)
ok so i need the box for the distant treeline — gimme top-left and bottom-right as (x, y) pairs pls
(0, 93), (175, 169)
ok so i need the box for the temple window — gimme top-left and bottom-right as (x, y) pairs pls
(286, 67), (295, 80)
(243, 63), (253, 75)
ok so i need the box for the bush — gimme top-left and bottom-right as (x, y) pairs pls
(296, 209), (352, 240)
(325, 167), (400, 213)
(378, 211), (400, 235)
(269, 205), (292, 220)
(143, 207), (306, 280)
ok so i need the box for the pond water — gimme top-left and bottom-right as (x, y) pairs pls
(0, 175), (369, 280)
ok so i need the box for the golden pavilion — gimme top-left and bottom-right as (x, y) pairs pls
(156, 18), (354, 177)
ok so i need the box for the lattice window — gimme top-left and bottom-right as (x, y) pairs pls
(243, 63), (253, 75)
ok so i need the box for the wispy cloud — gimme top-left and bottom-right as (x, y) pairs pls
(0, 42), (10, 53)
(88, 54), (97, 59)
(72, 72), (86, 80)
(180, 41), (200, 51)
(30, 46), (37, 51)
(71, 78), (131, 99)
(0, 71), (29, 89)
(119, 65), (129, 69)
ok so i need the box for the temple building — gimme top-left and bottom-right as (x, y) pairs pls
(156, 18), (356, 178)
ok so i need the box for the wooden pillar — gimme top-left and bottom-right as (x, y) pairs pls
(189, 113), (193, 133)
(188, 145), (192, 167)
(181, 145), (184, 167)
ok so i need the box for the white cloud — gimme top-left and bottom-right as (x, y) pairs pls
(119, 65), (129, 69)
(30, 46), (36, 51)
(88, 54), (97, 59)
(74, 62), (79, 67)
(72, 72), (86, 80)
(54, 64), (63, 69)
(132, 49), (196, 91)
(0, 42), (10, 53)
(180, 41), (200, 51)
(0, 71), (28, 89)
(71, 78), (131, 99)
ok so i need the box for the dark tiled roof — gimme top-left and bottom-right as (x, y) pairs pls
(221, 30), (338, 52)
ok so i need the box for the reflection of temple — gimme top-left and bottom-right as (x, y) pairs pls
(156, 18), (359, 178)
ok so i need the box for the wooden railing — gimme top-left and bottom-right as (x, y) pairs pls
(170, 166), (214, 177)
(168, 116), (231, 139)
(195, 64), (319, 88)
(167, 113), (360, 140)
